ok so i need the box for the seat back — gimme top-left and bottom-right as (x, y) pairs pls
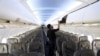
(29, 42), (44, 53)
(20, 52), (45, 56)
(74, 49), (94, 56)
(10, 43), (24, 56)
(0, 53), (13, 56)
(79, 36), (88, 41)
(56, 37), (66, 55)
(92, 39), (100, 56)
(62, 41), (76, 56)
(7, 38), (18, 44)
(0, 43), (8, 53)
(78, 40), (90, 50)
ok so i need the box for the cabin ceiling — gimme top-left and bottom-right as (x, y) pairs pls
(0, 0), (98, 25)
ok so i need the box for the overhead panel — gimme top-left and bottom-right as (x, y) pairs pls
(45, 0), (99, 24)
(67, 1), (100, 24)
(0, 0), (38, 24)
(0, 0), (98, 25)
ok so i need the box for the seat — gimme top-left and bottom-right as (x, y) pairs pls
(92, 39), (100, 56)
(32, 37), (43, 43)
(0, 44), (12, 56)
(77, 40), (90, 50)
(62, 40), (76, 56)
(29, 42), (44, 53)
(56, 37), (66, 56)
(20, 52), (45, 56)
(35, 30), (42, 37)
(0, 53), (13, 56)
(55, 31), (64, 37)
(7, 38), (19, 53)
(10, 43), (24, 56)
(69, 35), (78, 43)
(79, 36), (88, 41)
(74, 49), (94, 56)
(7, 38), (18, 44)
(0, 43), (8, 53)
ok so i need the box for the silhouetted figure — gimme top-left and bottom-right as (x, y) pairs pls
(47, 21), (60, 56)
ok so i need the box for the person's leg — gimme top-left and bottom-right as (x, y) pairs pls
(48, 42), (54, 56)
(52, 42), (56, 56)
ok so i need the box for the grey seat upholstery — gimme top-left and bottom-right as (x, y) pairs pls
(77, 40), (90, 50)
(10, 43), (24, 56)
(32, 37), (43, 43)
(29, 42), (44, 53)
(0, 43), (8, 53)
(7, 38), (18, 44)
(35, 31), (42, 37)
(20, 52), (45, 56)
(79, 36), (88, 41)
(62, 40), (76, 56)
(56, 37), (66, 56)
(74, 49), (94, 56)
(69, 35), (78, 43)
(0, 53), (13, 56)
(55, 31), (65, 37)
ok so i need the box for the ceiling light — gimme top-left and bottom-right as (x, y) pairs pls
(26, 0), (42, 25)
(66, 1), (83, 11)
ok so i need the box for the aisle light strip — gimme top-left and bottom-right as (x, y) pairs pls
(27, 1), (42, 25)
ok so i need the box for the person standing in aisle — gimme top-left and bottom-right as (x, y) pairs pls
(47, 21), (60, 56)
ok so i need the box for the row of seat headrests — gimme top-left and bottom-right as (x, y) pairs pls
(55, 31), (94, 56)
(7, 28), (40, 43)
(56, 30), (100, 56)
